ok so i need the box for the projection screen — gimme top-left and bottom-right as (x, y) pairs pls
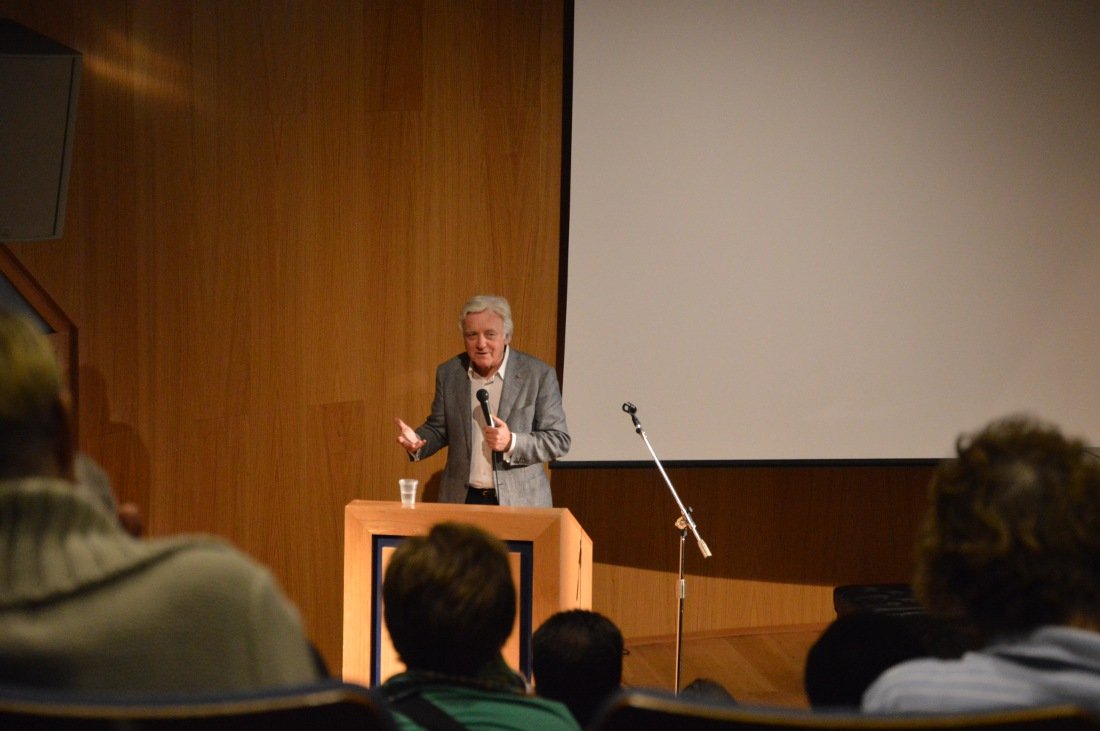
(559, 0), (1100, 464)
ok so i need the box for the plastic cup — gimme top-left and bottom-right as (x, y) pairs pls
(399, 478), (418, 507)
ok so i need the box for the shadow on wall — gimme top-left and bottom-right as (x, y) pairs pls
(421, 472), (442, 504)
(550, 463), (932, 586)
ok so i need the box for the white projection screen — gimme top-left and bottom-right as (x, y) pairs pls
(560, 0), (1100, 464)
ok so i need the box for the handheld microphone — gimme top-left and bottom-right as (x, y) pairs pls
(477, 388), (495, 427)
(622, 402), (637, 414)
(477, 389), (501, 479)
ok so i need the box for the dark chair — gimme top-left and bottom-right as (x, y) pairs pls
(0, 680), (397, 731)
(591, 688), (1100, 731)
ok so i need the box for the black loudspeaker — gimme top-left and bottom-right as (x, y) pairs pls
(0, 19), (81, 241)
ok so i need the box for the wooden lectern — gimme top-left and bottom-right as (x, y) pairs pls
(343, 500), (593, 686)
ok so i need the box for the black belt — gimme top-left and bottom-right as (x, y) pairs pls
(466, 486), (497, 498)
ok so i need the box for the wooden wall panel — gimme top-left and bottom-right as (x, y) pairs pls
(0, 0), (930, 678)
(0, 0), (567, 672)
(552, 465), (931, 639)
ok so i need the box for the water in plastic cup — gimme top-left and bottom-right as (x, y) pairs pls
(399, 478), (418, 507)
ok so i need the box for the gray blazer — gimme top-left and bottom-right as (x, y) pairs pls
(412, 349), (570, 507)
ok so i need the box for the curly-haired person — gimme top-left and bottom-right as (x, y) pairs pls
(863, 415), (1100, 714)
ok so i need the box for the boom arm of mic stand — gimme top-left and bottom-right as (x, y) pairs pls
(633, 420), (712, 559)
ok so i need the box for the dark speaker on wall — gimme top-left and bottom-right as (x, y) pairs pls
(0, 19), (81, 242)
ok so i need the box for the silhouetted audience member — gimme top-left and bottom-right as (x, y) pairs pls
(379, 522), (579, 730)
(0, 311), (323, 693)
(532, 609), (625, 726)
(863, 415), (1100, 714)
(680, 677), (737, 704)
(804, 612), (927, 708)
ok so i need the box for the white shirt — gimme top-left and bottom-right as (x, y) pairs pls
(863, 626), (1100, 716)
(467, 347), (510, 488)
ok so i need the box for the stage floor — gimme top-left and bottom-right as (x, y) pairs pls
(622, 623), (826, 708)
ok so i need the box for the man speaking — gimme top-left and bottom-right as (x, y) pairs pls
(395, 295), (570, 506)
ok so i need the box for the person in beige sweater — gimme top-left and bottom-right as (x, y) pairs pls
(0, 311), (323, 693)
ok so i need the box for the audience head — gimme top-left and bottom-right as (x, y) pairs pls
(915, 414), (1100, 641)
(532, 609), (624, 726)
(679, 677), (737, 704)
(383, 521), (516, 677)
(0, 312), (72, 480)
(804, 612), (927, 708)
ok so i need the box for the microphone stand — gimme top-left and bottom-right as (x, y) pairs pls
(623, 403), (712, 694)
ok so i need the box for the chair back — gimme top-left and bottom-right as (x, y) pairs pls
(591, 689), (1100, 731)
(0, 680), (397, 731)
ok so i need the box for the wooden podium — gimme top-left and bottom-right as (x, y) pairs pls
(342, 500), (593, 686)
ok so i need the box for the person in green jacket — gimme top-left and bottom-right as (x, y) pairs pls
(379, 521), (579, 730)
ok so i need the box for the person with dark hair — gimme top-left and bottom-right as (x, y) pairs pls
(804, 612), (927, 708)
(394, 294), (570, 507)
(679, 677), (737, 704)
(863, 415), (1100, 714)
(532, 609), (624, 726)
(380, 521), (579, 730)
(0, 312), (323, 692)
